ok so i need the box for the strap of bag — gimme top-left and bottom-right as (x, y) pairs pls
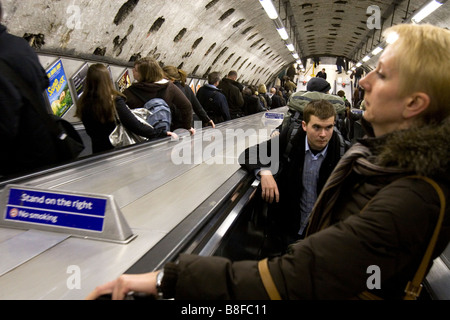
(403, 175), (446, 300)
(0, 59), (62, 139)
(258, 258), (282, 300)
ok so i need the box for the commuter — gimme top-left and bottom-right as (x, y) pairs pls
(242, 86), (265, 116)
(217, 70), (245, 119)
(286, 64), (296, 82)
(316, 68), (327, 80)
(76, 64), (174, 154)
(196, 72), (230, 124)
(336, 56), (345, 74)
(351, 66), (364, 88)
(258, 84), (272, 109)
(313, 56), (321, 68)
(269, 87), (283, 109)
(0, 2), (59, 177)
(242, 99), (344, 251)
(87, 23), (450, 301)
(277, 88), (287, 106)
(283, 76), (297, 97)
(163, 65), (215, 129)
(124, 57), (194, 134)
(337, 90), (351, 108)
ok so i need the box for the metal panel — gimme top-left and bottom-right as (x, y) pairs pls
(0, 110), (286, 300)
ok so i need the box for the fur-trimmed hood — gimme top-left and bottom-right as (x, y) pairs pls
(370, 118), (450, 178)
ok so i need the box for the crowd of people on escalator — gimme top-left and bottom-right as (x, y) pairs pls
(1, 0), (450, 302)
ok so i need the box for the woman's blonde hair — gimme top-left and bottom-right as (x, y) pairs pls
(258, 84), (267, 94)
(384, 24), (450, 125)
(163, 65), (188, 86)
(76, 64), (124, 123)
(134, 57), (165, 83)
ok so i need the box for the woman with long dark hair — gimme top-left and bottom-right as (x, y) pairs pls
(76, 64), (174, 153)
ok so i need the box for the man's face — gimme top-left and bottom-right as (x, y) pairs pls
(302, 115), (335, 151)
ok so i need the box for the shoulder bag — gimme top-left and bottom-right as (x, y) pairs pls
(109, 107), (151, 148)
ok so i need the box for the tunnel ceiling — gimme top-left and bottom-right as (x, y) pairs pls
(2, 0), (449, 85)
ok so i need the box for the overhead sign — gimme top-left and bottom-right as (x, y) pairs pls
(5, 187), (107, 232)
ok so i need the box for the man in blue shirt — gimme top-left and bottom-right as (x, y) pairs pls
(241, 100), (344, 254)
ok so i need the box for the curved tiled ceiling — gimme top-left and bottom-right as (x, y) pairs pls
(2, 0), (449, 85)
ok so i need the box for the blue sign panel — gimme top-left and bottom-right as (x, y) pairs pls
(264, 112), (284, 120)
(4, 188), (107, 232)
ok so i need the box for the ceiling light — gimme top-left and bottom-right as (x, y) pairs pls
(286, 43), (295, 51)
(412, 0), (443, 23)
(292, 53), (299, 59)
(362, 55), (371, 62)
(372, 47), (383, 55)
(386, 32), (399, 44)
(356, 62), (362, 67)
(277, 27), (289, 40)
(259, 0), (278, 19)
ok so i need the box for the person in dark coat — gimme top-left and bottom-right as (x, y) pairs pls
(0, 4), (59, 177)
(196, 72), (230, 124)
(88, 24), (450, 301)
(269, 87), (283, 109)
(217, 70), (244, 119)
(163, 66), (215, 129)
(242, 86), (265, 116)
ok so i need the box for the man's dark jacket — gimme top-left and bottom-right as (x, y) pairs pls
(218, 78), (244, 119)
(196, 84), (230, 124)
(240, 123), (344, 250)
(0, 25), (58, 177)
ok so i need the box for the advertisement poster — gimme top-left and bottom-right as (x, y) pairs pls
(70, 63), (89, 100)
(116, 69), (132, 92)
(46, 59), (74, 117)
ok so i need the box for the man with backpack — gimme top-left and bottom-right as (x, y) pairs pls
(240, 99), (346, 255)
(196, 72), (231, 124)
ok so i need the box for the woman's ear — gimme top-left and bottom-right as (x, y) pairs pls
(403, 92), (430, 119)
